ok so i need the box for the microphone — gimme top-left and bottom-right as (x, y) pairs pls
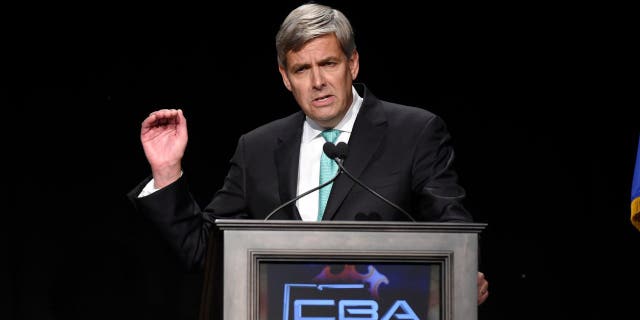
(331, 142), (416, 222)
(323, 141), (341, 161)
(263, 143), (342, 221)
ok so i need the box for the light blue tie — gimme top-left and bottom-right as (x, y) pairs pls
(318, 129), (341, 221)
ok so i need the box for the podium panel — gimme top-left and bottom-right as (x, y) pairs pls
(200, 220), (485, 320)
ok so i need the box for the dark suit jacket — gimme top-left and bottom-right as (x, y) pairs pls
(128, 83), (472, 269)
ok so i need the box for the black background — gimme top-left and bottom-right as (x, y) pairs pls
(4, 1), (637, 319)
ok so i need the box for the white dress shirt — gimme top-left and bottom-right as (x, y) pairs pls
(296, 86), (363, 221)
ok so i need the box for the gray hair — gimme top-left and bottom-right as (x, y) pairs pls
(275, 3), (356, 68)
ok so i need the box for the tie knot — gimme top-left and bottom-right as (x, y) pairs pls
(321, 129), (341, 143)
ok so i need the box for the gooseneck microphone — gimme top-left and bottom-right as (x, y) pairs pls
(329, 142), (416, 222)
(264, 141), (415, 222)
(263, 154), (342, 221)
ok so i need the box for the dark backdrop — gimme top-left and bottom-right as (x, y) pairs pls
(4, 1), (636, 319)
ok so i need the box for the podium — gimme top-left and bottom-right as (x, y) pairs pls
(199, 219), (486, 320)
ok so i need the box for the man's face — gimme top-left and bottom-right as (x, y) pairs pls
(278, 34), (359, 129)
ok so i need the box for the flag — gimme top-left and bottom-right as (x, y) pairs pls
(631, 137), (640, 231)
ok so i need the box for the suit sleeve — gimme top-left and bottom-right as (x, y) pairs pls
(411, 115), (473, 222)
(127, 135), (250, 271)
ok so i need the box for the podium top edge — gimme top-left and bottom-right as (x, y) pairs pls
(213, 219), (487, 233)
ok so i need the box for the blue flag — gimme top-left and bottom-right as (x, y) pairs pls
(632, 137), (640, 231)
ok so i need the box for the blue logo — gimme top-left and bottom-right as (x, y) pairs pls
(282, 283), (419, 320)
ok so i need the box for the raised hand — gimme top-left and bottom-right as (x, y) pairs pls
(140, 109), (188, 189)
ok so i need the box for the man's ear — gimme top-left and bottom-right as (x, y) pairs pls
(349, 49), (360, 80)
(278, 65), (292, 91)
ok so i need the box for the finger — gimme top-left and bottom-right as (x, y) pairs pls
(480, 282), (488, 295)
(478, 289), (489, 305)
(144, 109), (181, 126)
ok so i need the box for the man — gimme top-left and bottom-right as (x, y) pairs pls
(128, 3), (489, 305)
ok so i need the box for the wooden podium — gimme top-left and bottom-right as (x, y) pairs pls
(199, 219), (485, 320)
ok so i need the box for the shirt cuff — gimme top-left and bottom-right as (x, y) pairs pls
(137, 171), (183, 198)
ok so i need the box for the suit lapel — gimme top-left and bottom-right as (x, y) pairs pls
(274, 112), (305, 219)
(322, 87), (387, 220)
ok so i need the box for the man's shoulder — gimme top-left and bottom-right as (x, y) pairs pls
(359, 83), (439, 122)
(382, 100), (437, 116)
(377, 99), (441, 126)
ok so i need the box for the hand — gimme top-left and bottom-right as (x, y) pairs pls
(140, 109), (188, 188)
(477, 271), (489, 305)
